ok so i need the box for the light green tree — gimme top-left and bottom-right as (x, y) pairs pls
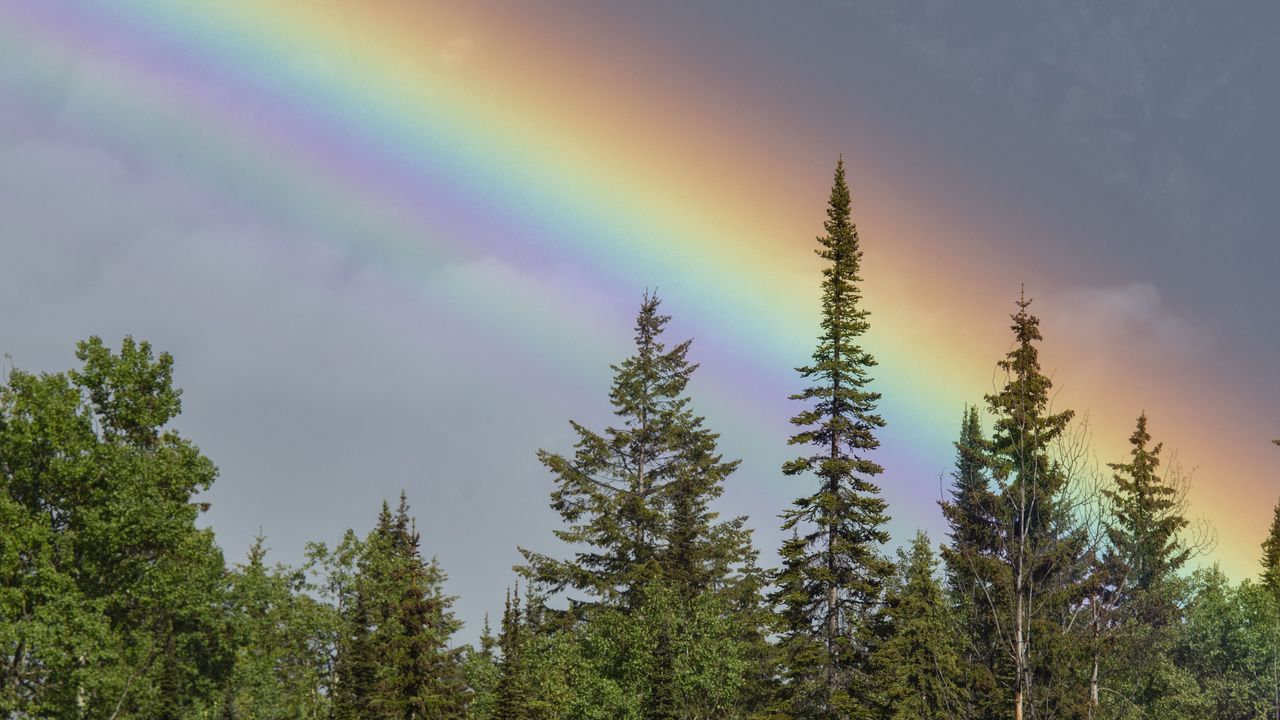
(0, 336), (231, 718)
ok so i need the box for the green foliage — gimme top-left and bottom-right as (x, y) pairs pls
(774, 157), (892, 719)
(322, 495), (467, 720)
(4, 255), (1280, 720)
(870, 532), (967, 719)
(1173, 567), (1278, 720)
(0, 336), (230, 718)
(1261, 499), (1280, 599)
(519, 292), (751, 611)
(938, 405), (1005, 718)
(461, 613), (500, 720)
(215, 537), (335, 719)
(1091, 414), (1195, 718)
(502, 580), (753, 720)
(983, 292), (1091, 719)
(1103, 414), (1191, 603)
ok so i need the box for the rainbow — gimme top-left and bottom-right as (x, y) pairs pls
(3, 0), (1274, 577)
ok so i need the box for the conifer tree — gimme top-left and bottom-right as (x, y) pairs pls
(331, 496), (465, 720)
(982, 291), (1087, 720)
(1263, 501), (1280, 599)
(1103, 413), (1190, 613)
(871, 531), (967, 720)
(1092, 414), (1193, 717)
(939, 405), (1003, 718)
(518, 292), (750, 610)
(495, 586), (533, 720)
(773, 157), (893, 719)
(461, 616), (499, 720)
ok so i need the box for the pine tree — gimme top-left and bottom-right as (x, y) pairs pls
(1092, 414), (1193, 717)
(518, 291), (748, 610)
(773, 157), (893, 719)
(331, 496), (465, 720)
(982, 291), (1087, 720)
(939, 405), (1003, 719)
(871, 531), (967, 719)
(495, 586), (533, 720)
(1263, 501), (1280, 599)
(1103, 413), (1190, 613)
(461, 616), (499, 720)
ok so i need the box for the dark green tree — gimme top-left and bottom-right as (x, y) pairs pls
(518, 292), (751, 610)
(939, 405), (1004, 719)
(1103, 414), (1191, 604)
(772, 157), (893, 719)
(1263, 500), (1280, 599)
(495, 586), (533, 720)
(1174, 568), (1276, 719)
(982, 293), (1088, 720)
(1091, 414), (1194, 717)
(871, 531), (967, 720)
(329, 496), (465, 720)
(460, 616), (499, 720)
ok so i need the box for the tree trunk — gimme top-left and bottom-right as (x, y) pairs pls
(1088, 598), (1100, 720)
(826, 342), (841, 706)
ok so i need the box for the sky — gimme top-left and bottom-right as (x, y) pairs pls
(1, 0), (1277, 642)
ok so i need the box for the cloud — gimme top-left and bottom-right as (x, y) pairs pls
(1051, 282), (1206, 359)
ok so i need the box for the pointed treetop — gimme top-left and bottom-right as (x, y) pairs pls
(246, 533), (269, 569)
(1262, 500), (1280, 597)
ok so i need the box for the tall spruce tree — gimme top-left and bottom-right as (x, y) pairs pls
(518, 292), (750, 610)
(939, 405), (1004, 719)
(773, 157), (893, 719)
(982, 291), (1087, 720)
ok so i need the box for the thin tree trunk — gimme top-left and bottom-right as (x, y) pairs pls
(1088, 597), (1100, 720)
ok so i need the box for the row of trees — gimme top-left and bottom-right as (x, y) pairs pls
(2, 158), (1279, 718)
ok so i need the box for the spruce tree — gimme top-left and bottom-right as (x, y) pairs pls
(1103, 413), (1190, 613)
(939, 405), (1003, 719)
(773, 157), (893, 719)
(1093, 414), (1193, 717)
(331, 496), (465, 720)
(1262, 501), (1280, 599)
(871, 531), (967, 720)
(982, 291), (1087, 720)
(518, 292), (749, 610)
(382, 495), (466, 719)
(495, 586), (533, 720)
